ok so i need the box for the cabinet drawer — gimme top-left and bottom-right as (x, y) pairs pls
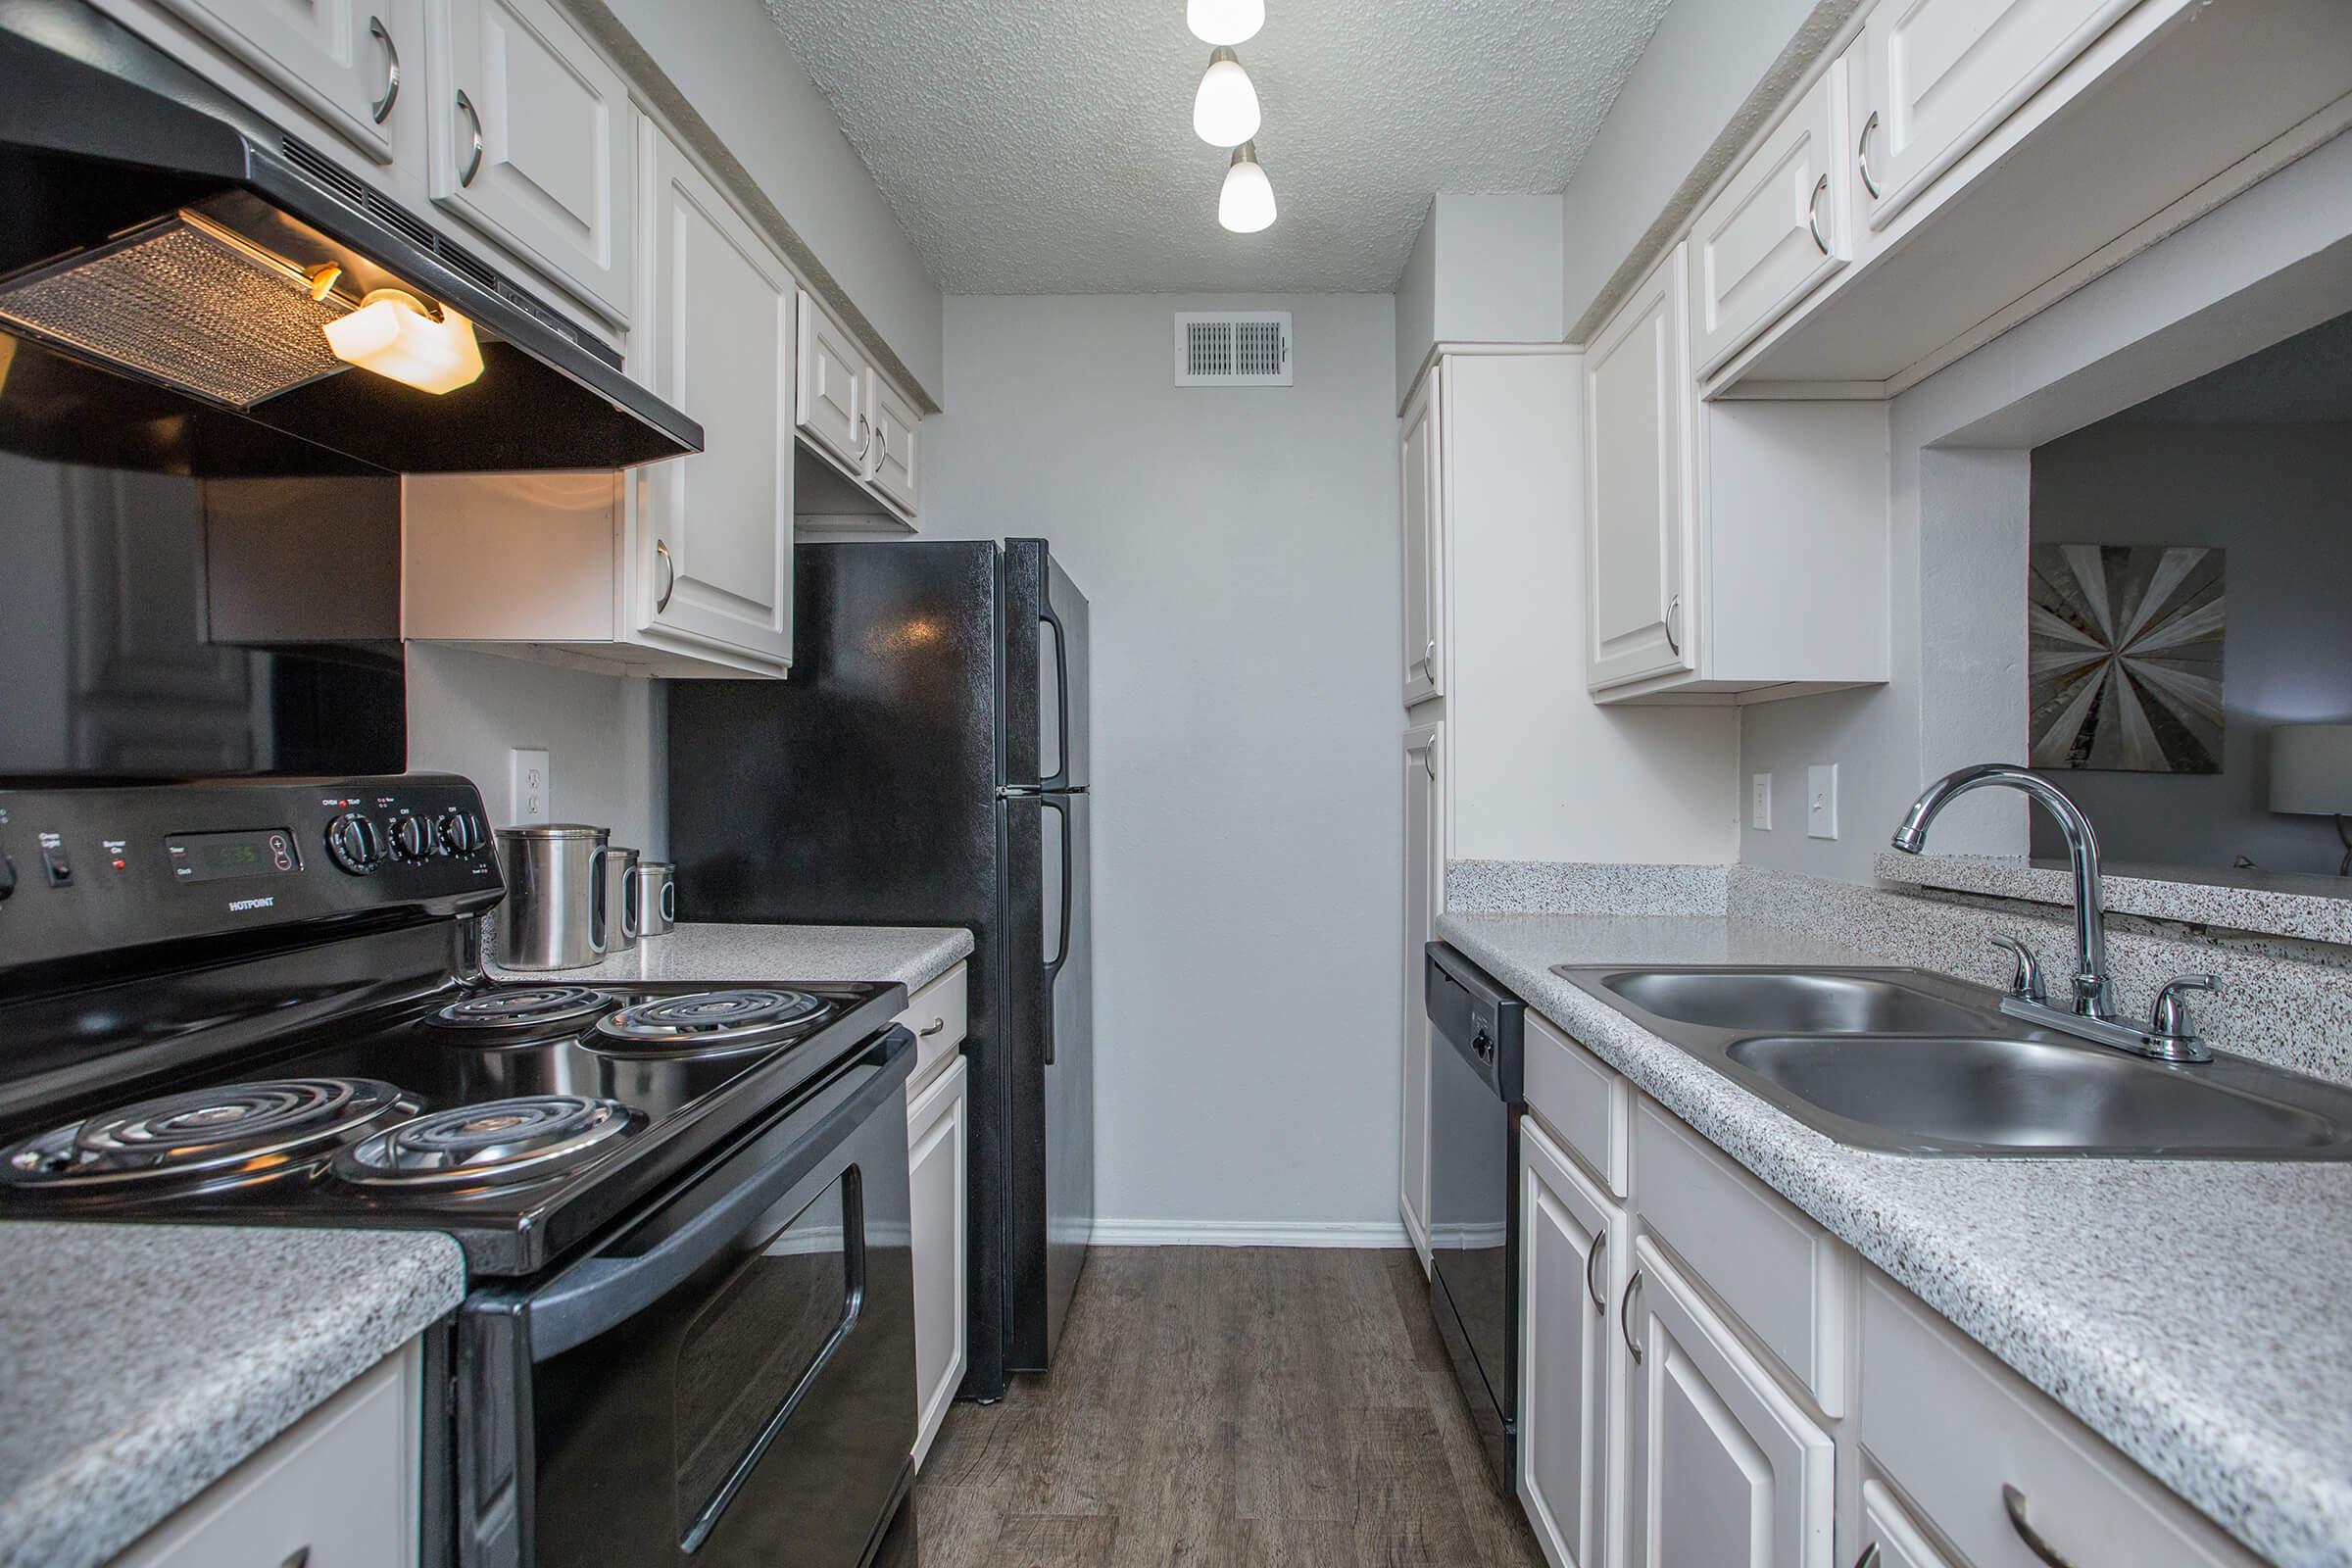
(1632, 1096), (1846, 1413)
(1524, 1008), (1627, 1199)
(1861, 1271), (2260, 1568)
(117, 1343), (418, 1568)
(901, 962), (969, 1100)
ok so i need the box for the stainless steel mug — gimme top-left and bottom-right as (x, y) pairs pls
(633, 860), (676, 937)
(601, 845), (642, 956)
(493, 823), (612, 970)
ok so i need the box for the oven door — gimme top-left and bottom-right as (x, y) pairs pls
(457, 1029), (917, 1568)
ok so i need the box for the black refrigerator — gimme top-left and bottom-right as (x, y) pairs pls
(666, 538), (1094, 1399)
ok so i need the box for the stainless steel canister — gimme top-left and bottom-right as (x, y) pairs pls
(601, 845), (642, 956)
(632, 859), (676, 936)
(493, 823), (616, 971)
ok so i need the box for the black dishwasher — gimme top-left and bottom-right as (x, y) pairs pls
(1424, 941), (1526, 1494)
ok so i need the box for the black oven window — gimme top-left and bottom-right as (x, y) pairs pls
(674, 1167), (864, 1539)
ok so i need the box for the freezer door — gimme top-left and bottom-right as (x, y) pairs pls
(1004, 539), (1091, 791)
(1001, 788), (1094, 1369)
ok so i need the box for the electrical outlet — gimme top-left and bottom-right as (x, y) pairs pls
(508, 749), (551, 827)
(1807, 764), (1839, 841)
(1750, 773), (1773, 831)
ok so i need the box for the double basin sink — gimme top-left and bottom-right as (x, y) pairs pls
(1549, 965), (2352, 1159)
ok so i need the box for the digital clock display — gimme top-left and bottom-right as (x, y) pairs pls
(167, 828), (301, 883)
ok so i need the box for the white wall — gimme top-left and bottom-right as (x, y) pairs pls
(924, 293), (1403, 1235)
(405, 647), (665, 857)
(1740, 136), (2352, 882)
(573, 0), (943, 402)
(1393, 195), (1566, 403)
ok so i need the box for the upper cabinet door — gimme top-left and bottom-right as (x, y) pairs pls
(796, 291), (870, 473)
(866, 372), (921, 518)
(1399, 374), (1445, 706)
(631, 122), (794, 666)
(429, 0), (634, 323)
(1690, 63), (1848, 375)
(1624, 1239), (1834, 1568)
(1586, 247), (1696, 693)
(157, 0), (408, 161)
(1857, 0), (2140, 229)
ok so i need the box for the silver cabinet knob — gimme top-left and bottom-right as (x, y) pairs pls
(654, 540), (676, 614)
(368, 17), (400, 123)
(456, 90), (484, 186)
(1583, 1230), (1607, 1313)
(1664, 595), (1683, 657)
(1806, 172), (1830, 255)
(1619, 1267), (1645, 1363)
(2001, 1484), (2078, 1568)
(918, 1016), (947, 1038)
(1858, 110), (1884, 199)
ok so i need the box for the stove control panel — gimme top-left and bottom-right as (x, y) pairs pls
(0, 774), (504, 977)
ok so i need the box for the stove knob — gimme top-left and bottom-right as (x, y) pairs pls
(325, 812), (382, 875)
(438, 809), (485, 857)
(393, 815), (436, 862)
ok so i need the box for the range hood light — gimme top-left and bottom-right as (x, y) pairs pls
(321, 288), (484, 395)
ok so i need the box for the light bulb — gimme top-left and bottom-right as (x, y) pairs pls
(321, 289), (484, 394)
(1187, 0), (1263, 46)
(1192, 48), (1261, 148)
(1218, 142), (1276, 234)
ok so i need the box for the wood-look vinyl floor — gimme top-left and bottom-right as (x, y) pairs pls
(911, 1248), (1545, 1568)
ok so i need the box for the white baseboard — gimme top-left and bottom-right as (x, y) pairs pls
(1088, 1218), (1413, 1249)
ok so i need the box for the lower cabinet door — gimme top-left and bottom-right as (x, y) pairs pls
(1625, 1238), (1835, 1568)
(1398, 721), (1443, 1268)
(1521, 1118), (1624, 1568)
(1860, 1478), (1959, 1568)
(907, 1054), (968, 1470)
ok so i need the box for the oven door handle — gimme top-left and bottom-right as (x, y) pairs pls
(525, 1027), (915, 1358)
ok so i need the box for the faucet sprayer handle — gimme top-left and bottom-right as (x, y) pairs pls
(2150, 973), (2219, 1042)
(1989, 937), (2047, 1004)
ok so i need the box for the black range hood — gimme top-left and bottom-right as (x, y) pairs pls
(0, 0), (703, 476)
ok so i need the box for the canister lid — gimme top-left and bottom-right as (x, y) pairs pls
(494, 823), (609, 842)
(634, 860), (674, 874)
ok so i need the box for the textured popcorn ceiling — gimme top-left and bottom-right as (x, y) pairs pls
(763, 0), (1673, 294)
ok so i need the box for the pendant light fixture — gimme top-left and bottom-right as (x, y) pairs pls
(1187, 0), (1263, 46)
(1192, 46), (1261, 147)
(1218, 141), (1277, 233)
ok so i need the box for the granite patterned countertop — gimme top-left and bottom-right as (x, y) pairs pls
(0, 1224), (464, 1568)
(487, 920), (973, 993)
(1437, 910), (2352, 1568)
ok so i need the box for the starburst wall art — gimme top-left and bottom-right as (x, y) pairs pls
(2029, 544), (2226, 774)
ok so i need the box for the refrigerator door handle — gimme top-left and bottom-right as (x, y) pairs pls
(1039, 595), (1073, 792)
(1040, 794), (1074, 1065)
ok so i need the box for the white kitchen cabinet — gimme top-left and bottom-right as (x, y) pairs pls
(1690, 61), (1849, 375)
(1584, 247), (1696, 694)
(154, 0), (410, 162)
(1856, 0), (2141, 231)
(865, 373), (921, 517)
(1398, 719), (1444, 1270)
(1398, 371), (1445, 706)
(907, 1052), (968, 1473)
(1858, 1479), (1959, 1568)
(1624, 1237), (1836, 1568)
(626, 120), (795, 667)
(1520, 1117), (1625, 1568)
(428, 0), (635, 323)
(794, 289), (922, 525)
(116, 1341), (421, 1568)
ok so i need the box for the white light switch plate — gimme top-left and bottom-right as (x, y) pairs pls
(508, 749), (551, 827)
(1807, 764), (1839, 840)
(1751, 773), (1773, 831)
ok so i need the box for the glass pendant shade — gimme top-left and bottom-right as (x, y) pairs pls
(1218, 142), (1277, 233)
(1192, 48), (1261, 147)
(1187, 0), (1263, 46)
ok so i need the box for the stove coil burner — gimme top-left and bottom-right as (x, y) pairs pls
(331, 1095), (635, 1189)
(1, 1077), (414, 1192)
(433, 986), (613, 1035)
(590, 989), (832, 1056)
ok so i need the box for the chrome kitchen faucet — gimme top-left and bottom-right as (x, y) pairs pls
(1891, 763), (2220, 1063)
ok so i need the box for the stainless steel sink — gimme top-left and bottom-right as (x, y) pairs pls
(1551, 964), (2352, 1159)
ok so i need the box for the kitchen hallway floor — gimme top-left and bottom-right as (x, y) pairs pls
(911, 1248), (1547, 1567)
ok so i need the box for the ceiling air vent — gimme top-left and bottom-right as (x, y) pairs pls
(1174, 311), (1292, 387)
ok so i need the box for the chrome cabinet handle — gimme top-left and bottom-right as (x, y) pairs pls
(281, 1549), (313, 1568)
(852, 415), (872, 463)
(1858, 110), (1883, 199)
(1619, 1267), (1645, 1363)
(1806, 172), (1830, 255)
(2001, 1485), (2077, 1568)
(873, 425), (889, 475)
(1851, 1545), (1881, 1568)
(1584, 1231), (1607, 1313)
(368, 17), (400, 123)
(456, 90), (484, 186)
(655, 540), (675, 613)
(918, 1016), (947, 1038)
(1423, 748), (1437, 782)
(1664, 595), (1683, 657)
(1424, 638), (1437, 668)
